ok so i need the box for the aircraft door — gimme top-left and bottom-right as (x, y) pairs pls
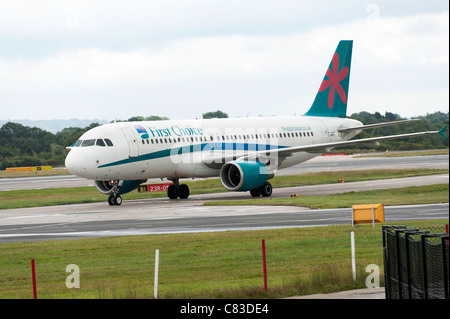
(121, 128), (139, 158)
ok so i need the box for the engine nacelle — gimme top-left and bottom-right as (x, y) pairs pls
(220, 161), (273, 192)
(95, 180), (146, 195)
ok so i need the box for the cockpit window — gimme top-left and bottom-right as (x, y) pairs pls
(81, 139), (95, 147)
(73, 138), (113, 147)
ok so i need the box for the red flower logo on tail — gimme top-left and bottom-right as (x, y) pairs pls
(319, 52), (349, 109)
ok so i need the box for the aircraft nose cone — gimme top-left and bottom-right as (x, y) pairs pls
(65, 150), (87, 177)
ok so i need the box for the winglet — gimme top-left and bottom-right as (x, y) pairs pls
(438, 125), (447, 139)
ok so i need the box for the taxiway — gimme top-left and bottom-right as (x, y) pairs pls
(0, 174), (448, 242)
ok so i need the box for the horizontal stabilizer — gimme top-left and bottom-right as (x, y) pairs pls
(338, 119), (420, 133)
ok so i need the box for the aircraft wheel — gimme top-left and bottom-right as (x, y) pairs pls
(260, 182), (273, 197)
(114, 195), (122, 206)
(250, 188), (261, 197)
(178, 184), (190, 199)
(167, 184), (179, 199)
(108, 195), (115, 206)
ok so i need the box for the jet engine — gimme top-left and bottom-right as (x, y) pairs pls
(219, 161), (273, 192)
(95, 180), (146, 195)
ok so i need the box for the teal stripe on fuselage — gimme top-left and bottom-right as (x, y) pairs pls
(98, 142), (289, 168)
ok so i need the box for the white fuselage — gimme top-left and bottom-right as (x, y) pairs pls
(65, 116), (363, 181)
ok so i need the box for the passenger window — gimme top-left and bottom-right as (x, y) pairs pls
(81, 139), (95, 147)
(96, 139), (106, 146)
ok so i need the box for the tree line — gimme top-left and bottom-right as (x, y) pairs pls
(0, 111), (448, 170)
(347, 111), (448, 151)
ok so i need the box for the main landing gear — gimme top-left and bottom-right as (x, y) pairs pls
(167, 178), (190, 199)
(250, 181), (273, 197)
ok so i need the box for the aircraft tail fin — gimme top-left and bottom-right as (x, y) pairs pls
(305, 40), (353, 118)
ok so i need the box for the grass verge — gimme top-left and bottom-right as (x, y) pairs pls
(0, 220), (447, 299)
(353, 149), (448, 158)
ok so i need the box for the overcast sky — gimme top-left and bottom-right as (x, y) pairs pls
(0, 0), (448, 121)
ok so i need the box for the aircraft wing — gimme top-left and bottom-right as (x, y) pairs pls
(271, 129), (442, 156)
(202, 127), (445, 168)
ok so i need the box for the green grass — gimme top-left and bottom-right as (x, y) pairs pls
(204, 184), (449, 209)
(0, 220), (447, 299)
(0, 168), (447, 209)
(354, 149), (449, 158)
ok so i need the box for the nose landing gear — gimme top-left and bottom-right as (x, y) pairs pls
(107, 180), (122, 206)
(108, 194), (122, 206)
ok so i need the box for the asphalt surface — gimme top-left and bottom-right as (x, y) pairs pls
(0, 176), (448, 242)
(286, 287), (386, 299)
(1, 203), (448, 242)
(0, 154), (448, 242)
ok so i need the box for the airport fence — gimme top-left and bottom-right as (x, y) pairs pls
(382, 225), (449, 299)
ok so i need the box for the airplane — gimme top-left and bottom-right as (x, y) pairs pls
(65, 40), (447, 206)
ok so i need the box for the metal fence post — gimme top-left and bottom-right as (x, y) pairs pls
(441, 235), (449, 300)
(382, 226), (389, 299)
(395, 229), (403, 299)
(421, 234), (429, 299)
